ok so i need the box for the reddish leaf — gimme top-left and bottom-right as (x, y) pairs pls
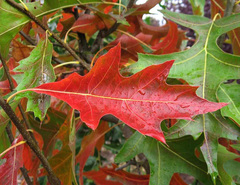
(0, 136), (24, 185)
(109, 32), (152, 64)
(76, 121), (109, 185)
(11, 39), (33, 62)
(83, 167), (122, 185)
(56, 13), (75, 38)
(210, 0), (225, 18)
(152, 21), (179, 54)
(30, 44), (226, 144)
(133, 0), (162, 11)
(125, 16), (169, 38)
(170, 173), (188, 185)
(72, 14), (106, 36)
(23, 131), (43, 176)
(84, 165), (149, 185)
(97, 0), (118, 14)
(56, 13), (74, 32)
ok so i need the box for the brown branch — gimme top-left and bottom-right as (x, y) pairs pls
(73, 8), (88, 53)
(127, 0), (136, 9)
(19, 30), (36, 45)
(6, 0), (90, 71)
(0, 96), (60, 185)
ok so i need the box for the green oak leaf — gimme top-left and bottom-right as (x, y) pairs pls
(165, 112), (240, 183)
(223, 160), (240, 184)
(217, 81), (240, 126)
(128, 10), (240, 182)
(0, 131), (11, 154)
(0, 0), (102, 59)
(129, 10), (240, 102)
(115, 132), (217, 185)
(217, 144), (239, 185)
(14, 38), (55, 120)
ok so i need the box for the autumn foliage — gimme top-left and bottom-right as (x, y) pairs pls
(0, 0), (240, 185)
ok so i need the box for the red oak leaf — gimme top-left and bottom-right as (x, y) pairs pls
(152, 21), (179, 54)
(76, 121), (109, 185)
(0, 136), (24, 185)
(170, 173), (188, 185)
(109, 32), (152, 65)
(72, 14), (106, 37)
(84, 164), (149, 185)
(30, 44), (226, 143)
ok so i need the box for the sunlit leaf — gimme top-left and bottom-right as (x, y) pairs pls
(29, 44), (225, 144)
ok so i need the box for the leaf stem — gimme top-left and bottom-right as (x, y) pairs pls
(0, 140), (26, 158)
(6, 0), (90, 71)
(53, 61), (80, 69)
(7, 89), (32, 103)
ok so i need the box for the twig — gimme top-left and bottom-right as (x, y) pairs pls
(6, 0), (90, 71)
(0, 96), (60, 185)
(73, 8), (88, 53)
(5, 125), (33, 185)
(115, 159), (136, 171)
(91, 22), (120, 53)
(127, 0), (135, 9)
(19, 30), (36, 45)
(217, 0), (235, 48)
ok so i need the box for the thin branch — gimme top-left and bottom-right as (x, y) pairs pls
(217, 0), (235, 47)
(127, 0), (135, 9)
(6, 0), (90, 71)
(73, 8), (88, 53)
(19, 30), (36, 45)
(0, 96), (60, 185)
(91, 22), (120, 53)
